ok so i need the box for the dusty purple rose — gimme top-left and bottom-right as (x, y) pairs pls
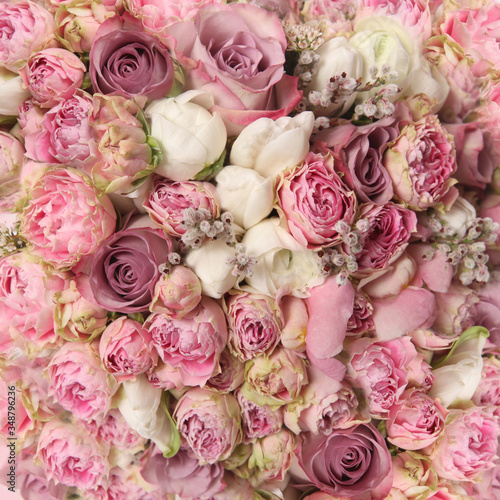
(294, 424), (393, 500)
(89, 224), (174, 313)
(89, 13), (174, 99)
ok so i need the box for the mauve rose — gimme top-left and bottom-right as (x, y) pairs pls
(89, 224), (174, 313)
(143, 177), (220, 237)
(99, 316), (158, 381)
(473, 272), (500, 347)
(20, 167), (117, 270)
(141, 447), (226, 498)
(48, 341), (118, 425)
(89, 13), (174, 99)
(277, 152), (357, 249)
(174, 387), (242, 464)
(167, 3), (301, 135)
(20, 48), (86, 108)
(0, 0), (55, 72)
(293, 424), (392, 500)
(36, 419), (110, 492)
(0, 131), (24, 197)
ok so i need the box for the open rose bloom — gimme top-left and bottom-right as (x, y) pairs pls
(3, 0), (500, 499)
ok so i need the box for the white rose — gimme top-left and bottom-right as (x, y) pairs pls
(440, 196), (476, 239)
(215, 165), (274, 229)
(229, 111), (314, 179)
(242, 218), (324, 298)
(0, 69), (30, 116)
(147, 90), (227, 181)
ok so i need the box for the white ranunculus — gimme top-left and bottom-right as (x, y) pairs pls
(147, 90), (227, 181)
(185, 238), (238, 299)
(0, 69), (31, 116)
(242, 218), (324, 298)
(229, 111), (314, 179)
(439, 196), (477, 239)
(429, 327), (488, 408)
(215, 165), (274, 229)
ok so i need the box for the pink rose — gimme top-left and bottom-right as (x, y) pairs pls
(472, 273), (500, 347)
(472, 357), (500, 416)
(174, 388), (242, 464)
(18, 458), (69, 500)
(99, 316), (158, 382)
(17, 98), (45, 138)
(47, 342), (118, 425)
(293, 424), (393, 500)
(205, 348), (245, 394)
(301, 0), (356, 32)
(20, 48), (86, 108)
(145, 296), (227, 387)
(347, 292), (375, 337)
(277, 152), (357, 249)
(479, 194), (500, 267)
(0, 131), (24, 197)
(0, 0), (55, 72)
(95, 409), (147, 450)
(107, 466), (167, 500)
(36, 419), (110, 492)
(143, 176), (220, 237)
(167, 3), (301, 135)
(20, 167), (117, 270)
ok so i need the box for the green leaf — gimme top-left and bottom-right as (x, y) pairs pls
(160, 391), (181, 458)
(194, 149), (227, 181)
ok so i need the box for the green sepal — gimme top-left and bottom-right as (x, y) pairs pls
(147, 135), (163, 168)
(127, 312), (145, 324)
(194, 149), (226, 181)
(160, 391), (181, 458)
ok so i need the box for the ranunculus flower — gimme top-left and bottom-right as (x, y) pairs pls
(89, 13), (174, 99)
(99, 316), (157, 381)
(0, 68), (31, 116)
(277, 152), (357, 249)
(0, 131), (24, 197)
(89, 223), (174, 313)
(224, 290), (281, 361)
(36, 419), (110, 492)
(167, 3), (302, 135)
(143, 176), (220, 236)
(174, 388), (242, 464)
(293, 424), (393, 500)
(229, 111), (314, 178)
(20, 48), (86, 107)
(47, 341), (118, 425)
(145, 296), (227, 388)
(0, 0), (55, 72)
(383, 114), (457, 210)
(141, 447), (226, 499)
(147, 91), (227, 181)
(20, 167), (117, 270)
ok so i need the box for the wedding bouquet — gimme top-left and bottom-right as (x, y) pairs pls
(1, 0), (500, 498)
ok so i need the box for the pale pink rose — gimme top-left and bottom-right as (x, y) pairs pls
(224, 290), (281, 361)
(472, 357), (500, 416)
(36, 419), (110, 492)
(205, 348), (245, 394)
(279, 294), (308, 351)
(277, 152), (357, 249)
(107, 466), (168, 500)
(146, 361), (183, 391)
(17, 98), (45, 138)
(167, 3), (301, 135)
(20, 48), (86, 108)
(301, 0), (357, 32)
(95, 409), (147, 451)
(24, 92), (99, 170)
(143, 176), (220, 237)
(47, 341), (118, 425)
(150, 266), (202, 319)
(424, 406), (500, 482)
(0, 0), (55, 72)
(479, 194), (500, 267)
(18, 458), (69, 500)
(346, 292), (375, 337)
(0, 131), (24, 197)
(472, 273), (500, 348)
(145, 296), (227, 387)
(386, 389), (448, 450)
(174, 388), (242, 464)
(99, 316), (158, 382)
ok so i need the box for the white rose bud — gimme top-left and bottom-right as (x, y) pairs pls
(0, 68), (31, 116)
(439, 196), (477, 239)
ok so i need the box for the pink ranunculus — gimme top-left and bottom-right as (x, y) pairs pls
(89, 13), (174, 99)
(20, 167), (117, 270)
(424, 406), (500, 482)
(99, 316), (158, 382)
(48, 342), (118, 425)
(224, 290), (281, 361)
(205, 348), (245, 394)
(277, 152), (357, 249)
(386, 389), (448, 450)
(143, 176), (220, 237)
(383, 114), (457, 211)
(0, 131), (24, 197)
(145, 296), (227, 387)
(174, 388), (242, 464)
(167, 3), (302, 135)
(141, 447), (226, 498)
(0, 0), (55, 72)
(36, 419), (110, 492)
(293, 424), (393, 500)
(89, 224), (174, 313)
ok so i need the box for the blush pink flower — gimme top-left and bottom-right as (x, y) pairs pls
(0, 131), (24, 197)
(95, 409), (147, 451)
(472, 357), (500, 418)
(205, 348), (245, 394)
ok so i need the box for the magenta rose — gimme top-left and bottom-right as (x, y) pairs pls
(99, 316), (158, 382)
(89, 13), (174, 99)
(167, 3), (301, 135)
(294, 424), (393, 500)
(141, 447), (226, 498)
(89, 224), (174, 313)
(20, 167), (117, 270)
